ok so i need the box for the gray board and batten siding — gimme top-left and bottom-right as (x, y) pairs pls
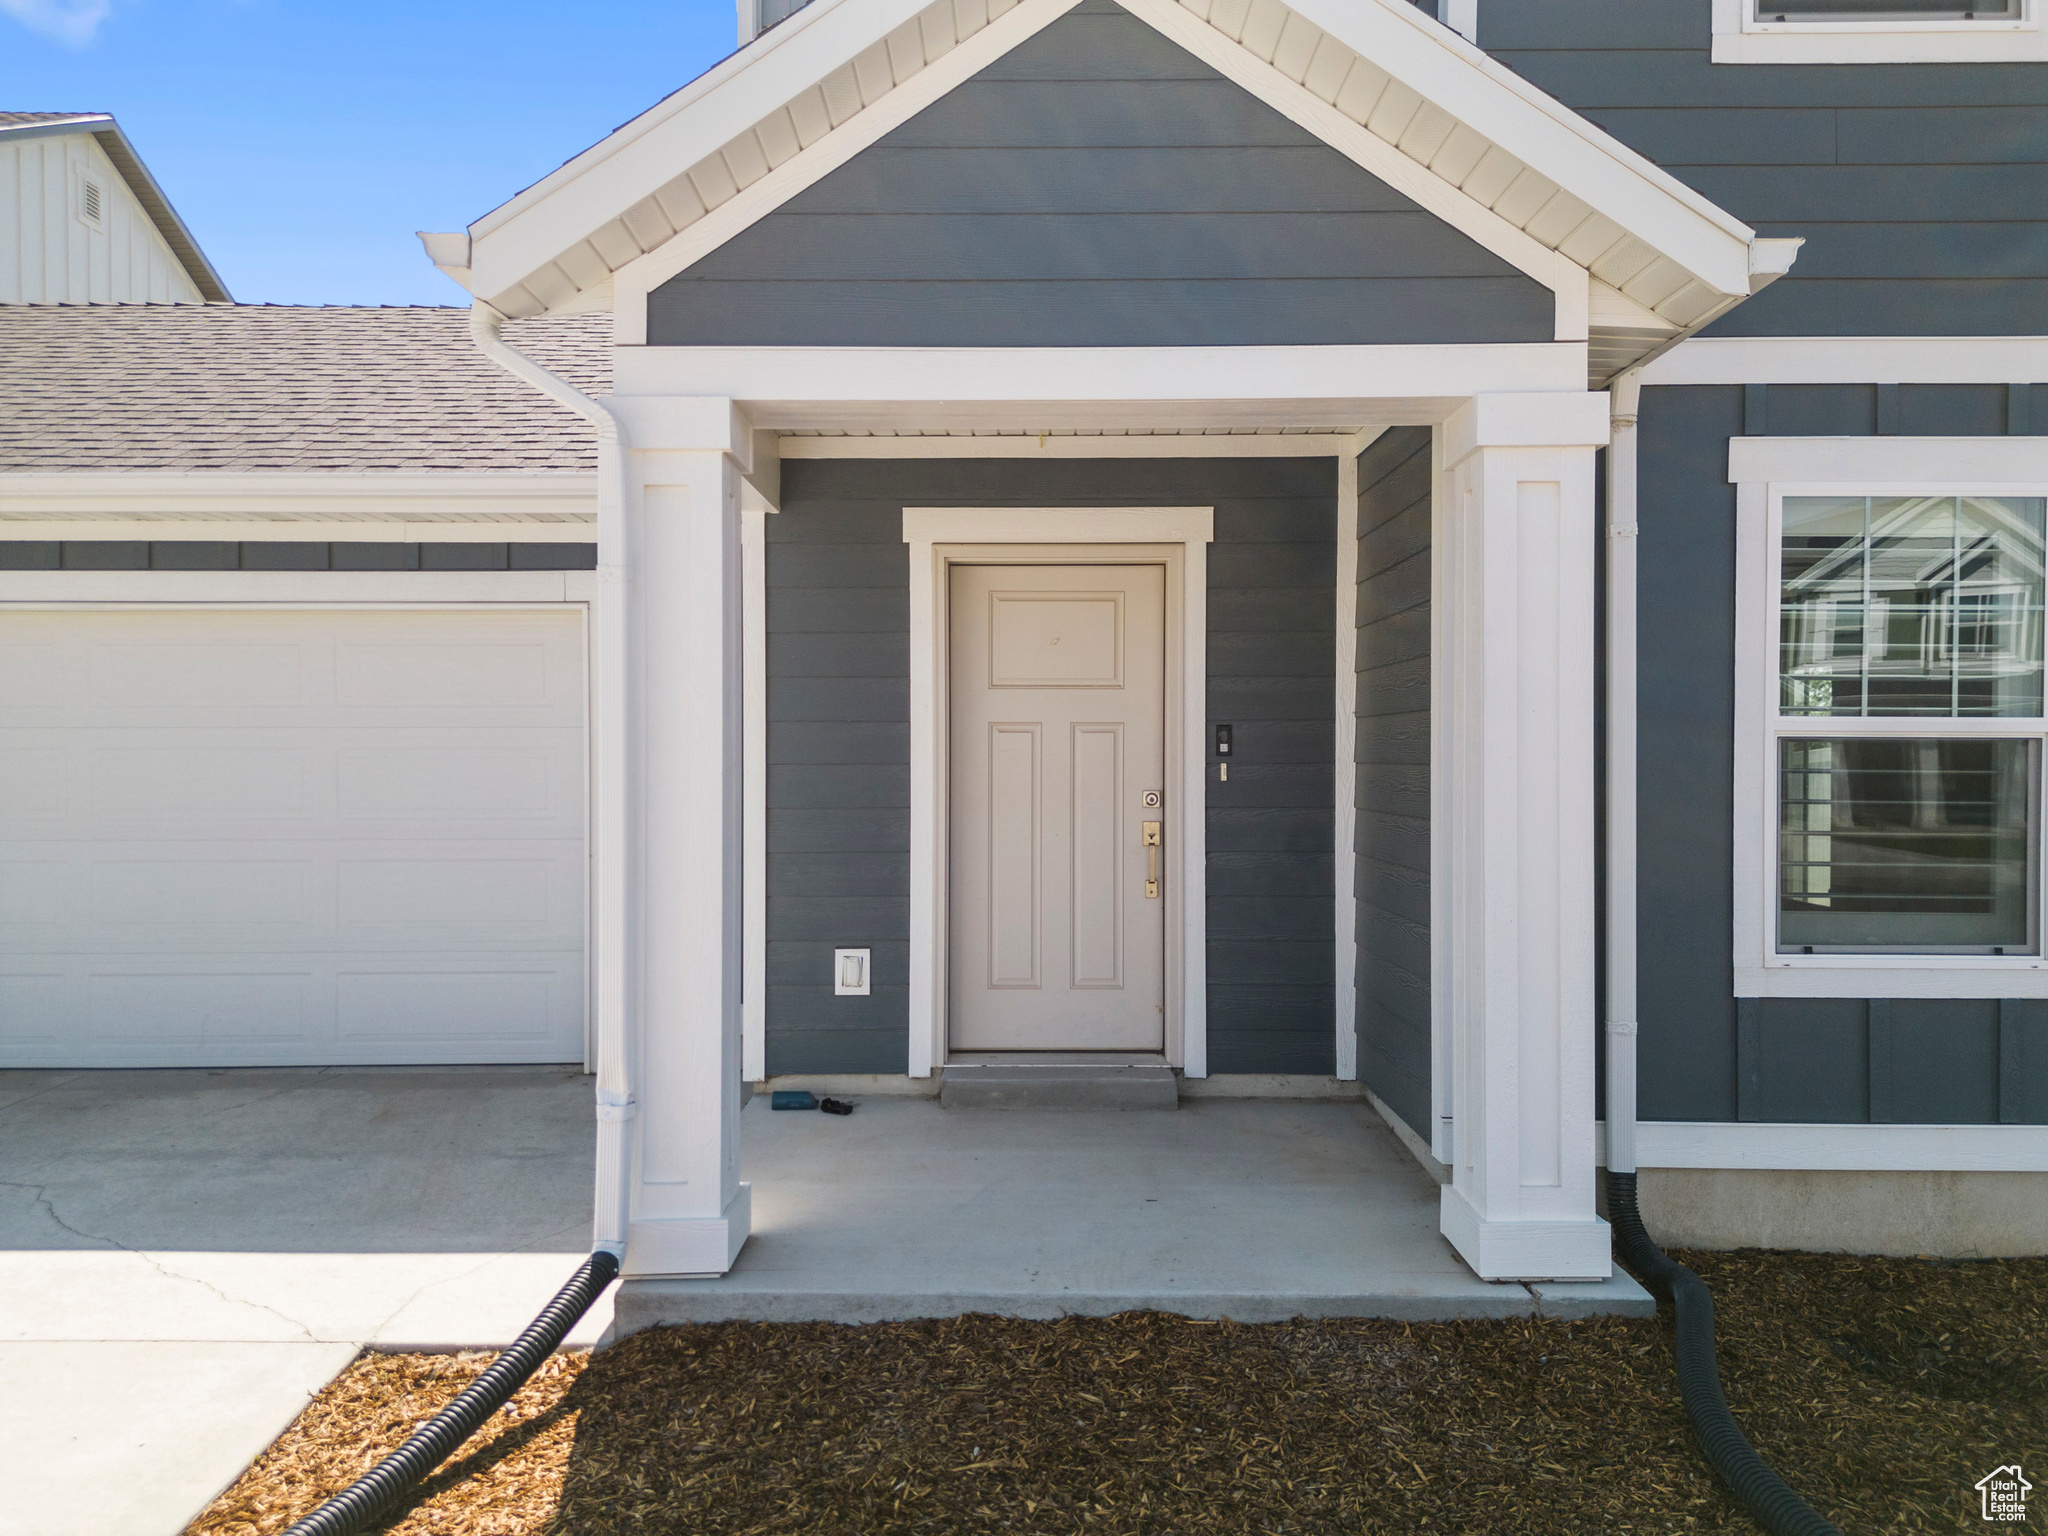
(1354, 428), (1433, 1139)
(649, 0), (1553, 349)
(1480, 0), (2048, 337)
(764, 456), (1336, 1077)
(1636, 384), (2048, 1127)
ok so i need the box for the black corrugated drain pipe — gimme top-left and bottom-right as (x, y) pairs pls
(1607, 1172), (1842, 1536)
(280, 1251), (620, 1536)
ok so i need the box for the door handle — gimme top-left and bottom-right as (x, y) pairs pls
(1142, 820), (1161, 899)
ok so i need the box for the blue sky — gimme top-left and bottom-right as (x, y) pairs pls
(0, 0), (740, 304)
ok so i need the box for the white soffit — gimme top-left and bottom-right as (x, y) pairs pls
(458, 0), (1781, 370)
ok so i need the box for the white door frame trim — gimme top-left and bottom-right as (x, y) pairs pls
(1333, 451), (1360, 1081)
(903, 507), (1214, 1078)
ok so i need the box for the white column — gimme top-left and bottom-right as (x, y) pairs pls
(1437, 393), (1611, 1283)
(613, 399), (757, 1277)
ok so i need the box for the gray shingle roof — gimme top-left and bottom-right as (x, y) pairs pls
(0, 305), (609, 473)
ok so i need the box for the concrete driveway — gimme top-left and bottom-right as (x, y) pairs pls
(0, 1065), (601, 1536)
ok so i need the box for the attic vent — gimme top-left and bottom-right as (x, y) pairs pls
(81, 178), (102, 224)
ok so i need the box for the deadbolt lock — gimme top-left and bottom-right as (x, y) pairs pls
(1142, 790), (1161, 809)
(1142, 820), (1162, 899)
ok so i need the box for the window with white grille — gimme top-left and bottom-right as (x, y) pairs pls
(1731, 441), (2048, 997)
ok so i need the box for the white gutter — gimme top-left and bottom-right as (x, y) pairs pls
(1604, 370), (1641, 1177)
(469, 299), (636, 1258)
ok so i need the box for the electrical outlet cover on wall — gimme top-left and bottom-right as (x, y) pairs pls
(834, 948), (871, 996)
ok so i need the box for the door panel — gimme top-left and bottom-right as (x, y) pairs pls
(950, 563), (1165, 1051)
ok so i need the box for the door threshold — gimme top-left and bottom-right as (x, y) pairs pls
(940, 1056), (1178, 1110)
(944, 1051), (1173, 1069)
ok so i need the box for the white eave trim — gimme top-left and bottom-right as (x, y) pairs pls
(1644, 335), (2048, 387)
(467, 0), (977, 301)
(1599, 1120), (2048, 1173)
(0, 472), (598, 523)
(466, 0), (1768, 333)
(1227, 0), (1756, 295)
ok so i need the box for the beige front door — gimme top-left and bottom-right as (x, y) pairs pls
(948, 562), (1167, 1052)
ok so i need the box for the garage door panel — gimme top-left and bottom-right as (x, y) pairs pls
(89, 858), (312, 928)
(0, 974), (64, 1049)
(337, 747), (558, 821)
(90, 971), (313, 1049)
(335, 968), (566, 1050)
(0, 609), (587, 1067)
(91, 750), (317, 821)
(88, 641), (307, 709)
(336, 858), (559, 930)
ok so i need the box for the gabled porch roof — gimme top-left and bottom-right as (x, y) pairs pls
(427, 0), (1797, 384)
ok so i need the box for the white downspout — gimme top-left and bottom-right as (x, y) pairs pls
(470, 300), (636, 1257)
(1605, 370), (1641, 1178)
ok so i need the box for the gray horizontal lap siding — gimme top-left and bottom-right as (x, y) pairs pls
(1482, 0), (2048, 336)
(649, 0), (1552, 348)
(1355, 427), (1433, 1138)
(1636, 383), (2048, 1126)
(766, 456), (1335, 1077)
(0, 541), (597, 570)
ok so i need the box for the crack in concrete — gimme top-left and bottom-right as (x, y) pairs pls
(0, 1181), (321, 1342)
(360, 1218), (596, 1344)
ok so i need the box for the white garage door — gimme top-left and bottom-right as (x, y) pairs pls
(0, 608), (587, 1067)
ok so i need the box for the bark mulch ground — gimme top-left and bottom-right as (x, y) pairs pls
(189, 1250), (2047, 1536)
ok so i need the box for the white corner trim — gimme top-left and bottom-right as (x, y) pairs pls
(1729, 436), (2048, 486)
(1121, 0), (1589, 341)
(741, 506), (768, 1082)
(1643, 335), (2048, 387)
(1731, 455), (2048, 999)
(1709, 0), (2048, 63)
(610, 0), (1081, 339)
(779, 434), (1363, 459)
(1603, 1119), (2048, 1173)
(0, 472), (598, 524)
(1334, 447), (1361, 1081)
(902, 507), (1212, 1078)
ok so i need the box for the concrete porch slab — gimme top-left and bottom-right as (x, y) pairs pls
(616, 1097), (1655, 1330)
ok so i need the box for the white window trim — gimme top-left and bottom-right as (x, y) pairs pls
(902, 507), (1212, 1078)
(1732, 444), (2048, 998)
(1712, 0), (2048, 63)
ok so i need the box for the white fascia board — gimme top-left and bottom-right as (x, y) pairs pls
(779, 433), (1362, 458)
(0, 472), (597, 523)
(1601, 1120), (2048, 1174)
(467, 0), (953, 300)
(1645, 334), (2048, 386)
(1280, 0), (1756, 297)
(611, 342), (1588, 406)
(1119, 0), (1585, 341)
(1728, 436), (2048, 486)
(0, 521), (593, 544)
